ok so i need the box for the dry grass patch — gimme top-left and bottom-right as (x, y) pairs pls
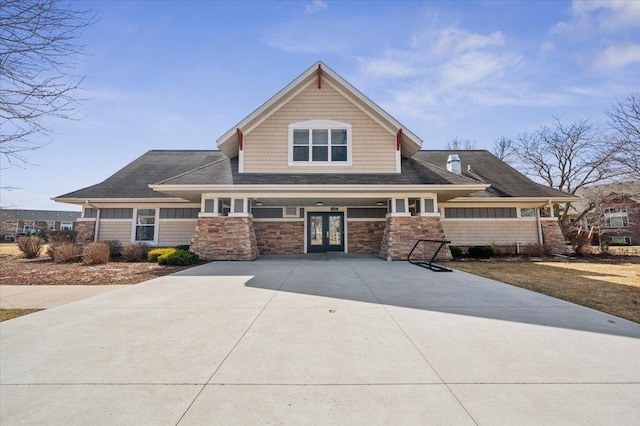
(0, 309), (42, 322)
(450, 259), (640, 324)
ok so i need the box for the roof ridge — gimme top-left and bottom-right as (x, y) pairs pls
(154, 156), (229, 185)
(411, 157), (482, 184)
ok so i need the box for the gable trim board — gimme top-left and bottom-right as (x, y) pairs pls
(54, 62), (579, 258)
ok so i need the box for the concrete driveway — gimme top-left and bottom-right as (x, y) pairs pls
(1, 258), (639, 425)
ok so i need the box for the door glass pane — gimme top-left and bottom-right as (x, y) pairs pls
(312, 146), (328, 161)
(310, 216), (323, 245)
(328, 215), (341, 245)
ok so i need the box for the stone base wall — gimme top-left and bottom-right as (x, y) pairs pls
(380, 216), (450, 261)
(190, 216), (258, 261)
(253, 221), (304, 255)
(540, 220), (569, 254)
(74, 220), (96, 249)
(347, 220), (385, 254)
(541, 220), (568, 254)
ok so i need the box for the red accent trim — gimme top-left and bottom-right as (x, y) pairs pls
(237, 128), (243, 151)
(317, 64), (322, 89)
(396, 129), (402, 151)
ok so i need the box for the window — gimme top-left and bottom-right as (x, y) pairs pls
(60, 222), (73, 231)
(604, 206), (629, 228)
(520, 208), (535, 218)
(46, 221), (56, 231)
(23, 224), (35, 234)
(610, 236), (631, 245)
(444, 207), (517, 219)
(135, 209), (155, 241)
(289, 120), (351, 165)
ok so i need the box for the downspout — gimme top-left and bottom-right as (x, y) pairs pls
(85, 200), (100, 242)
(535, 199), (553, 245)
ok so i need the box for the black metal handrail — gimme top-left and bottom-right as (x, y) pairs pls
(407, 239), (453, 272)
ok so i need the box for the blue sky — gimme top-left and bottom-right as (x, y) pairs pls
(2, 0), (639, 211)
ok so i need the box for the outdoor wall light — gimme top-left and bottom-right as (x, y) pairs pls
(315, 201), (324, 206)
(376, 201), (384, 206)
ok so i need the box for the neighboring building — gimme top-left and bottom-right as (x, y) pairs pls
(574, 181), (640, 245)
(54, 62), (576, 260)
(0, 209), (80, 241)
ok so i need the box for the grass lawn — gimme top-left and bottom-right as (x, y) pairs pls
(450, 259), (640, 324)
(0, 309), (42, 322)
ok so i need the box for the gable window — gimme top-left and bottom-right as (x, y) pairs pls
(289, 120), (352, 166)
(134, 209), (156, 241)
(604, 206), (628, 228)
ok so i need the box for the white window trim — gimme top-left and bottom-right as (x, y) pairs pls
(288, 120), (352, 166)
(131, 208), (159, 244)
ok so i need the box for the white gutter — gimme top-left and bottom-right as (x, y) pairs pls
(148, 183), (489, 193)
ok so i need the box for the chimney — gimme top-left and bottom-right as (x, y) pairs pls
(446, 154), (462, 175)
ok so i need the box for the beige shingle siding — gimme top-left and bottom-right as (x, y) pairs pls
(441, 220), (538, 246)
(243, 82), (396, 173)
(98, 221), (132, 243)
(158, 220), (197, 246)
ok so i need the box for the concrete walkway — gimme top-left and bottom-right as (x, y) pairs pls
(1, 285), (129, 309)
(1, 259), (639, 425)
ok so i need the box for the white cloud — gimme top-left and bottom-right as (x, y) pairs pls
(433, 27), (505, 55)
(305, 0), (328, 14)
(358, 57), (419, 79)
(552, 0), (640, 36)
(539, 41), (555, 54)
(594, 43), (640, 70)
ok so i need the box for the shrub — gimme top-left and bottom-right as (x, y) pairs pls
(526, 243), (549, 257)
(83, 242), (110, 265)
(49, 229), (76, 244)
(16, 236), (44, 259)
(148, 247), (176, 262)
(105, 240), (122, 259)
(449, 245), (463, 258)
(467, 245), (495, 259)
(570, 232), (591, 256)
(157, 249), (199, 266)
(51, 243), (80, 263)
(121, 243), (148, 262)
(174, 245), (190, 251)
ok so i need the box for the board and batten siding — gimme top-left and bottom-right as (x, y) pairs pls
(157, 219), (197, 246)
(441, 220), (539, 246)
(243, 81), (396, 173)
(97, 220), (132, 243)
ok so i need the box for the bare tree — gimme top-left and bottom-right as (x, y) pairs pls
(492, 135), (516, 162)
(514, 117), (621, 235)
(445, 137), (475, 150)
(0, 0), (94, 166)
(607, 92), (640, 178)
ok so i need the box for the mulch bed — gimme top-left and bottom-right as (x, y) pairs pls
(0, 255), (200, 285)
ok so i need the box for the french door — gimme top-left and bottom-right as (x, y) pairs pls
(307, 212), (344, 253)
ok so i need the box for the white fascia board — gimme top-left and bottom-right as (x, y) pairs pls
(51, 197), (191, 205)
(149, 183), (488, 195)
(445, 196), (581, 204)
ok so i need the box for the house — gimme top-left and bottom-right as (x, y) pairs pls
(574, 181), (640, 245)
(0, 209), (80, 241)
(53, 62), (576, 260)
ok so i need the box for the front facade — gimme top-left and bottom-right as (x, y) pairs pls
(54, 62), (576, 259)
(0, 209), (80, 241)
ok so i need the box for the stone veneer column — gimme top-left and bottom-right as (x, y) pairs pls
(190, 216), (258, 261)
(74, 220), (96, 249)
(540, 220), (568, 254)
(379, 216), (450, 261)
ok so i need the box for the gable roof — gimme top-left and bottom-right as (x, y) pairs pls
(54, 150), (223, 201)
(413, 150), (577, 200)
(216, 61), (422, 158)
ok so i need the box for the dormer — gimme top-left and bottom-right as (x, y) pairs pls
(216, 62), (422, 174)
